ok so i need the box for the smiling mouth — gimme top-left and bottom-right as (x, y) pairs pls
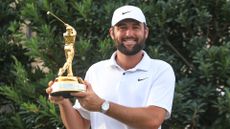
(124, 38), (138, 45)
(124, 39), (135, 43)
(123, 37), (137, 43)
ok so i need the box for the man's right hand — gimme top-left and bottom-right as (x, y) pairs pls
(46, 81), (90, 129)
(46, 81), (66, 104)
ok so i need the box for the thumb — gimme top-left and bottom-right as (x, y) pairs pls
(84, 80), (93, 91)
(48, 80), (54, 87)
(46, 80), (54, 94)
(46, 87), (52, 94)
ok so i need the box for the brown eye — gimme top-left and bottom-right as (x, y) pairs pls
(117, 25), (127, 31)
(120, 26), (127, 30)
(133, 26), (140, 30)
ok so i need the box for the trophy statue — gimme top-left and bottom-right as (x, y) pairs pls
(47, 11), (86, 98)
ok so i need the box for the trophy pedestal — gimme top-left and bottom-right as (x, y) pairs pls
(51, 76), (86, 98)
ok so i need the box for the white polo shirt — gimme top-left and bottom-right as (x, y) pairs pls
(73, 50), (175, 129)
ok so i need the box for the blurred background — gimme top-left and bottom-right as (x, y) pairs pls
(0, 0), (230, 129)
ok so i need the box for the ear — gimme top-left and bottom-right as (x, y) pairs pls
(109, 27), (115, 40)
(144, 26), (149, 39)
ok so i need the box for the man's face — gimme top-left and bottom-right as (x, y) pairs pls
(110, 19), (149, 56)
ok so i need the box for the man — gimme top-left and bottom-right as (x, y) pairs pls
(46, 5), (175, 129)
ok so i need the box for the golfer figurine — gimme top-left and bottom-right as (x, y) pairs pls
(58, 24), (76, 77)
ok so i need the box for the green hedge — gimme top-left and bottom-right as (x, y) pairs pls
(1, 0), (230, 129)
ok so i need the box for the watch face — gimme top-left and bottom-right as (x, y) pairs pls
(103, 102), (109, 109)
(101, 101), (110, 113)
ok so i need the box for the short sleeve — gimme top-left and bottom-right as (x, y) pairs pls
(147, 64), (175, 119)
(73, 99), (90, 120)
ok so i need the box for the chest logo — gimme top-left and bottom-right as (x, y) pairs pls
(137, 77), (148, 82)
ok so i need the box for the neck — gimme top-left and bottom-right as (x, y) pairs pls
(115, 50), (144, 70)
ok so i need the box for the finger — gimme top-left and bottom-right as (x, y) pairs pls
(49, 95), (64, 103)
(84, 80), (92, 91)
(48, 80), (54, 87)
(46, 87), (52, 94)
(48, 95), (55, 103)
(55, 96), (64, 101)
(71, 91), (86, 98)
(78, 77), (85, 84)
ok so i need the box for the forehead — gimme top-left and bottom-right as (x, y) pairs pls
(115, 19), (142, 26)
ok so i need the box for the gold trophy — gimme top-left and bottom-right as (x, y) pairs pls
(47, 11), (86, 98)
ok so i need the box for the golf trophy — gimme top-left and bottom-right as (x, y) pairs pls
(47, 11), (86, 98)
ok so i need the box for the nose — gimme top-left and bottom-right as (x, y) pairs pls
(125, 28), (135, 37)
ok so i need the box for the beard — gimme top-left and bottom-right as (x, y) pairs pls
(117, 41), (145, 56)
(115, 35), (146, 56)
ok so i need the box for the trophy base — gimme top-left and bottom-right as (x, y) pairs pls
(51, 76), (86, 98)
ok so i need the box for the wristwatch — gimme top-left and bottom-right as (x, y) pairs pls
(100, 100), (110, 113)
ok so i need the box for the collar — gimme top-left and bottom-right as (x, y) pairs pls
(107, 50), (151, 72)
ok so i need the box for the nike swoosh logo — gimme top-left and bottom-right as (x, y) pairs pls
(122, 11), (131, 15)
(137, 77), (148, 82)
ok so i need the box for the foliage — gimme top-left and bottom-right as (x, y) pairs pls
(0, 0), (230, 129)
